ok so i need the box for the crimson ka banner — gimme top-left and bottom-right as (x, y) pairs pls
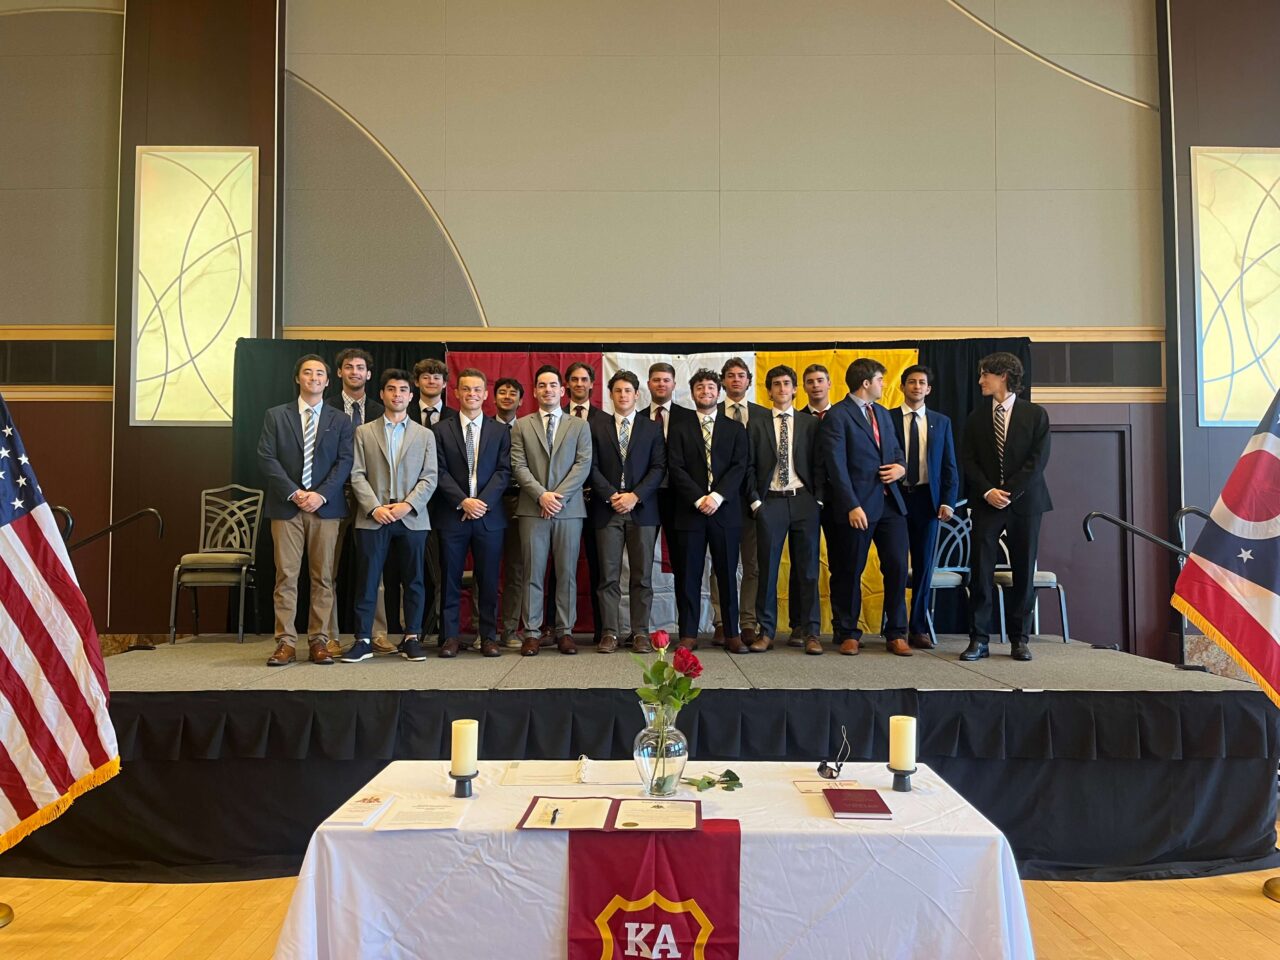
(568, 819), (741, 959)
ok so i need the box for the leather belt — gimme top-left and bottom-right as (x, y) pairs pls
(766, 489), (800, 498)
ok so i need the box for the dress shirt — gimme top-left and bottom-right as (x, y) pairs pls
(541, 408), (562, 443)
(294, 396), (327, 505)
(382, 415), (408, 501)
(696, 412), (724, 508)
(613, 412), (634, 491)
(769, 407), (803, 493)
(421, 400), (443, 427)
(725, 398), (751, 425)
(341, 391), (366, 424)
(900, 404), (930, 486)
(650, 401), (672, 437)
(804, 403), (831, 419)
(496, 413), (517, 429)
(460, 412), (483, 497)
(985, 393), (1018, 498)
(570, 403), (591, 421)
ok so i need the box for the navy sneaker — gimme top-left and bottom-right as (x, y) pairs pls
(340, 639), (373, 663)
(399, 636), (428, 662)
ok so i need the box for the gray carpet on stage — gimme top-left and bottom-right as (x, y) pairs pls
(105, 634), (1255, 694)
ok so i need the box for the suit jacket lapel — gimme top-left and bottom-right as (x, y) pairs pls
(286, 404), (305, 452)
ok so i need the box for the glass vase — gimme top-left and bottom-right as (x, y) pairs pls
(633, 702), (689, 797)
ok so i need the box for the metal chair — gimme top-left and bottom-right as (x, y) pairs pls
(169, 484), (264, 644)
(923, 500), (972, 646)
(994, 535), (1069, 643)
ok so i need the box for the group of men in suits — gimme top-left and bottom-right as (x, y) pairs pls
(256, 349), (1051, 665)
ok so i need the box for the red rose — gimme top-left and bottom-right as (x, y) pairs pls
(672, 647), (703, 679)
(651, 630), (670, 650)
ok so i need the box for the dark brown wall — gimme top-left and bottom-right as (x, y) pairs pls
(110, 0), (277, 631)
(9, 400), (112, 627)
(1039, 402), (1171, 659)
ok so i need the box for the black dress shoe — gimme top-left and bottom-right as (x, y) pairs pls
(1010, 641), (1033, 661)
(959, 640), (989, 661)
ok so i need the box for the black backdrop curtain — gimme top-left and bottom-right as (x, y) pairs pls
(227, 335), (1029, 635)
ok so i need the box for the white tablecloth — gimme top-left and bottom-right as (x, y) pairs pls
(276, 760), (1034, 960)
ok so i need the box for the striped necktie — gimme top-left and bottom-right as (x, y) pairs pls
(301, 406), (316, 489)
(994, 403), (1007, 485)
(465, 421), (477, 497)
(618, 417), (631, 491)
(702, 415), (714, 485)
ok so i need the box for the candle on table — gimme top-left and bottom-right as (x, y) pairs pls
(451, 719), (478, 777)
(889, 715), (917, 771)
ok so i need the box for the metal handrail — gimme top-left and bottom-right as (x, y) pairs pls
(51, 506), (74, 544)
(69, 508), (164, 552)
(1082, 511), (1189, 558)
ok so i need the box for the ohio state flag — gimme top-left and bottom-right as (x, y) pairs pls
(1172, 389), (1280, 707)
(568, 819), (740, 959)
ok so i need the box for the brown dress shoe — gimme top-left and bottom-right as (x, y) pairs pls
(632, 634), (653, 654)
(326, 638), (343, 657)
(557, 635), (578, 655)
(839, 637), (860, 656)
(439, 637), (463, 658)
(886, 637), (913, 657)
(725, 634), (750, 655)
(742, 626), (758, 646)
(539, 625), (555, 648)
(786, 630), (805, 648)
(520, 637), (540, 656)
(267, 641), (295, 666)
(372, 636), (398, 655)
(712, 625), (725, 647)
(480, 638), (501, 658)
(597, 634), (619, 654)
(678, 636), (698, 650)
(908, 633), (936, 650)
(804, 638), (824, 655)
(749, 634), (773, 653)
(308, 640), (334, 664)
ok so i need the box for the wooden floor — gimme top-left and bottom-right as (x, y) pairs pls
(1, 867), (1278, 958)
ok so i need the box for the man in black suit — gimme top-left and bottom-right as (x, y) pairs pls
(644, 362), (697, 619)
(819, 358), (910, 656)
(433, 368), (512, 659)
(892, 364), (960, 649)
(711, 356), (768, 647)
(402, 357), (457, 643)
(960, 352), (1052, 662)
(589, 369), (666, 653)
(562, 361), (610, 644)
(786, 362), (835, 645)
(494, 377), (526, 648)
(667, 368), (749, 652)
(745, 365), (825, 654)
(326, 347), (387, 652)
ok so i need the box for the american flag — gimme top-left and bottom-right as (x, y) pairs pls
(1172, 389), (1280, 708)
(0, 396), (118, 853)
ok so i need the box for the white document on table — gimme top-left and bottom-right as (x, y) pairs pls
(374, 797), (466, 831)
(325, 792), (393, 827)
(502, 758), (639, 786)
(519, 796), (613, 830)
(612, 799), (700, 831)
(793, 779), (863, 794)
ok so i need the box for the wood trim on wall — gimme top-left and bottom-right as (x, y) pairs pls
(0, 325), (115, 341)
(0, 386), (114, 402)
(1037, 387), (1166, 404)
(282, 325), (1167, 344)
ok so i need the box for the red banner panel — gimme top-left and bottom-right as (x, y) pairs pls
(444, 351), (603, 417)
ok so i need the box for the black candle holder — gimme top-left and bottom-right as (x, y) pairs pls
(449, 771), (477, 798)
(887, 764), (917, 793)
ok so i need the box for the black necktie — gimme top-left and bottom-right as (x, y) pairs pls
(907, 411), (921, 486)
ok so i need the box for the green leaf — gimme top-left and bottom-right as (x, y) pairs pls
(721, 769), (740, 782)
(686, 687), (702, 702)
(723, 781), (743, 791)
(637, 688), (659, 703)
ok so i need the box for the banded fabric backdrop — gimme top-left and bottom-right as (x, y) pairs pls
(229, 338), (1029, 638)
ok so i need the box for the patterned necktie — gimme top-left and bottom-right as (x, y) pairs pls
(301, 406), (316, 489)
(994, 403), (1007, 485)
(777, 412), (790, 487)
(545, 412), (556, 451)
(907, 411), (921, 486)
(575, 404), (586, 420)
(731, 402), (745, 425)
(702, 415), (714, 485)
(465, 421), (477, 497)
(863, 403), (881, 448)
(618, 417), (631, 490)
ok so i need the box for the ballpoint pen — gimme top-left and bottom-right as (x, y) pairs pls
(550, 807), (560, 825)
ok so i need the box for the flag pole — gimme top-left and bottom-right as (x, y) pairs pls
(0, 902), (12, 928)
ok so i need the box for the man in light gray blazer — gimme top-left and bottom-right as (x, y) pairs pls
(510, 364), (592, 656)
(342, 369), (438, 663)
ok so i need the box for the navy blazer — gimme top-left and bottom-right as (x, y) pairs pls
(588, 412), (666, 528)
(891, 407), (960, 513)
(667, 412), (748, 530)
(819, 397), (907, 522)
(257, 401), (353, 520)
(431, 415), (511, 532)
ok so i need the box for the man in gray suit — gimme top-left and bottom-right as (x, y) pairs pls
(341, 369), (439, 664)
(510, 364), (592, 656)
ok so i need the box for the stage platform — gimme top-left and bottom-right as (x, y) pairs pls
(2, 634), (1277, 884)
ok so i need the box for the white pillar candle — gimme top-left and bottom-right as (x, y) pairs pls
(451, 719), (479, 777)
(889, 715), (917, 772)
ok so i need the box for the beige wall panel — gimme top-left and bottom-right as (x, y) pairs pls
(0, 8), (121, 55)
(996, 55), (1160, 190)
(445, 190), (719, 327)
(286, 0), (444, 55)
(0, 54), (121, 189)
(992, 0), (1156, 55)
(445, 56), (718, 192)
(287, 54), (446, 192)
(721, 0), (994, 54)
(445, 0), (718, 55)
(720, 55), (994, 191)
(0, 188), (114, 325)
(720, 190), (996, 328)
(997, 189), (1162, 327)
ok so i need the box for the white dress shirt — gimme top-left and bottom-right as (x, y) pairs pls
(987, 393), (1017, 498)
(725, 398), (751, 425)
(769, 408), (803, 494)
(421, 400), (443, 427)
(900, 404), (930, 486)
(649, 400), (672, 438)
(696, 412), (724, 508)
(294, 396), (327, 505)
(341, 391), (366, 423)
(459, 411), (483, 497)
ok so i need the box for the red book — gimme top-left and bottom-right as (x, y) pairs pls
(823, 788), (892, 820)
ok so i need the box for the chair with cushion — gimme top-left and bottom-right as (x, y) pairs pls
(923, 500), (972, 646)
(169, 484), (264, 644)
(994, 535), (1069, 643)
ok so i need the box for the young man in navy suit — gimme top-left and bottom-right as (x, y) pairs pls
(819, 358), (910, 656)
(257, 354), (353, 666)
(588, 369), (666, 653)
(893, 365), (960, 649)
(432, 368), (512, 658)
(667, 368), (749, 653)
